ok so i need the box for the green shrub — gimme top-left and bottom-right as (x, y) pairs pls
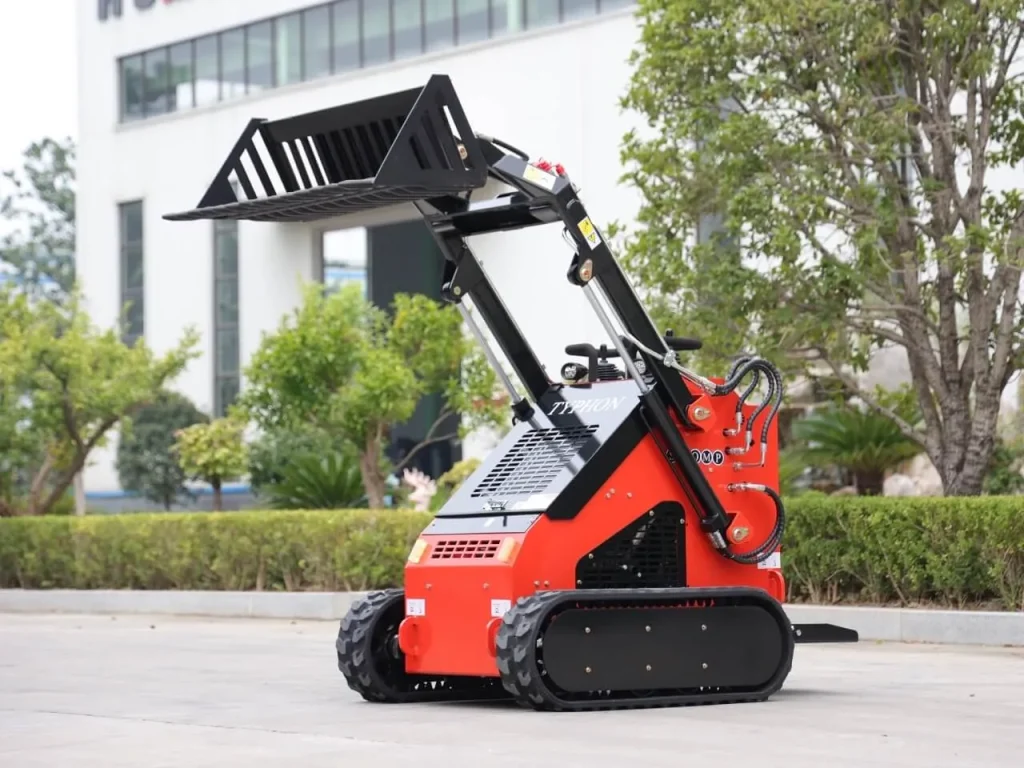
(0, 509), (430, 592)
(1, 497), (1022, 610)
(782, 495), (1024, 610)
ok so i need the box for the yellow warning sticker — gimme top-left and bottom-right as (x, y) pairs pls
(523, 164), (557, 190)
(577, 216), (601, 249)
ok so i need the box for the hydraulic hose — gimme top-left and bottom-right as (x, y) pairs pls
(723, 483), (786, 565)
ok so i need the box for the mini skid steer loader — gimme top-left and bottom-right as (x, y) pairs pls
(165, 75), (858, 712)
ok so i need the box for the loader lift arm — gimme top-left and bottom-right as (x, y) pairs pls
(163, 73), (736, 551)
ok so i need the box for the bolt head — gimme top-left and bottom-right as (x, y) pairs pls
(733, 527), (750, 542)
(693, 406), (712, 421)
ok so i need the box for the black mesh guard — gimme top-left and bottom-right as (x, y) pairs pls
(163, 74), (489, 223)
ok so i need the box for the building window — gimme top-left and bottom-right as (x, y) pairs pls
(458, 0), (492, 42)
(213, 219), (240, 417)
(116, 1), (637, 123)
(304, 5), (333, 79)
(424, 0), (454, 52)
(220, 27), (247, 100)
(119, 201), (144, 345)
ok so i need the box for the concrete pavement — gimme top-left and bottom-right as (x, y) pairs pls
(1, 612), (1022, 767)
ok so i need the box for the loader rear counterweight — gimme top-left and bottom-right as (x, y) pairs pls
(163, 74), (859, 712)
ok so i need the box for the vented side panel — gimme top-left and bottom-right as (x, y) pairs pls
(471, 425), (599, 499)
(429, 538), (502, 560)
(575, 501), (685, 589)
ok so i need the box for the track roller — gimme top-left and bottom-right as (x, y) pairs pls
(336, 588), (508, 703)
(494, 587), (796, 711)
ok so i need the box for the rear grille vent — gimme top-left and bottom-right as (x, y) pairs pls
(429, 538), (503, 560)
(576, 502), (683, 589)
(470, 425), (599, 498)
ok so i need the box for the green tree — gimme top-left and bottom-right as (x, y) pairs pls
(0, 138), (75, 299)
(116, 390), (209, 510)
(239, 282), (506, 508)
(617, 0), (1024, 495)
(174, 417), (249, 512)
(0, 288), (199, 516)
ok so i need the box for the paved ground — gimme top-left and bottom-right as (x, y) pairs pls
(1, 613), (1022, 768)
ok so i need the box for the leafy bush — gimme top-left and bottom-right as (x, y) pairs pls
(783, 496), (1024, 610)
(790, 406), (923, 495)
(260, 452), (367, 510)
(1, 497), (1022, 610)
(0, 509), (430, 592)
(116, 390), (209, 509)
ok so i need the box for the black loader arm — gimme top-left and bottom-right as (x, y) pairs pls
(161, 73), (737, 555)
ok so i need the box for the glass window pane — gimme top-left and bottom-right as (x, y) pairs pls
(332, 0), (360, 72)
(121, 202), (143, 243)
(392, 0), (422, 59)
(169, 42), (194, 111)
(220, 28), (246, 99)
(216, 281), (239, 326)
(125, 294), (144, 339)
(363, 0), (391, 67)
(303, 5), (332, 79)
(563, 0), (597, 20)
(599, 0), (635, 10)
(482, 0), (509, 38)
(216, 330), (239, 375)
(216, 377), (239, 416)
(215, 223), (238, 277)
(194, 35), (219, 106)
(424, 0), (454, 51)
(247, 21), (274, 91)
(120, 55), (144, 121)
(525, 0), (558, 28)
(143, 48), (169, 117)
(276, 13), (302, 85)
(122, 247), (144, 291)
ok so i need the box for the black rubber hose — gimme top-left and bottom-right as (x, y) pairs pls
(722, 485), (786, 566)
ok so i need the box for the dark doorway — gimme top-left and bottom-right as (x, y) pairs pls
(367, 219), (462, 480)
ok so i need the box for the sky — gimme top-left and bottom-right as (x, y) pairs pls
(0, 0), (78, 236)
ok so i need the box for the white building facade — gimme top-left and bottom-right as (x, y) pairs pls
(76, 0), (1021, 502)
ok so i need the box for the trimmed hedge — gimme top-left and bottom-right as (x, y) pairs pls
(1, 496), (1022, 610)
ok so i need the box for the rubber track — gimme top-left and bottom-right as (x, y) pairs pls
(336, 588), (508, 703)
(494, 588), (795, 711)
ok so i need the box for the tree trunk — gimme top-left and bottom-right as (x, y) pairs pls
(936, 389), (1002, 496)
(854, 469), (885, 496)
(359, 451), (388, 508)
(74, 473), (86, 516)
(212, 478), (223, 511)
(359, 430), (388, 508)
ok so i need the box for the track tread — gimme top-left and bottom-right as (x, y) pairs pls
(494, 588), (794, 712)
(336, 588), (508, 704)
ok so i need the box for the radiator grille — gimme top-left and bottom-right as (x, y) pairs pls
(429, 538), (503, 560)
(471, 425), (598, 498)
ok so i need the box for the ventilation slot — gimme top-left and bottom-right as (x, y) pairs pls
(575, 503), (684, 589)
(471, 425), (598, 499)
(429, 538), (503, 560)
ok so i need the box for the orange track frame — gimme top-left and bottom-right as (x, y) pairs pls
(399, 380), (783, 678)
